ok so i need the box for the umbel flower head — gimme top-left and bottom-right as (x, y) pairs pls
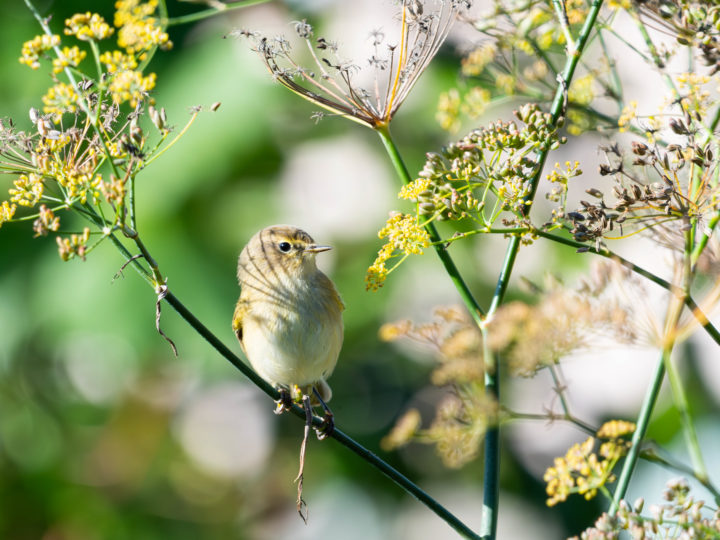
(239, 0), (471, 128)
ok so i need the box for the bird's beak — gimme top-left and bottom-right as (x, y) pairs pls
(305, 244), (332, 253)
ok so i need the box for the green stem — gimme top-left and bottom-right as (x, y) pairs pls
(629, 7), (678, 98)
(665, 228), (708, 482)
(163, 0), (271, 27)
(640, 443), (720, 500)
(507, 411), (596, 436)
(525, 0), (605, 206)
(610, 355), (665, 513)
(480, 323), (499, 539)
(375, 125), (485, 326)
(612, 226), (707, 511)
(551, 0), (577, 52)
(477, 2), (606, 536)
(548, 364), (571, 417)
(663, 348), (708, 482)
(598, 22), (623, 103)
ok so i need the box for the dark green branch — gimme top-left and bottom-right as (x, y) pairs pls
(610, 356), (665, 512)
(162, 291), (481, 540)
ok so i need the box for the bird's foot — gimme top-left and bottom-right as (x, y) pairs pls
(274, 387), (293, 415)
(311, 385), (334, 440)
(314, 409), (334, 440)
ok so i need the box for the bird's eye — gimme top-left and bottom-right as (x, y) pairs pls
(278, 241), (292, 253)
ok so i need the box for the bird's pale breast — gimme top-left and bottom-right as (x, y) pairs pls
(240, 272), (343, 389)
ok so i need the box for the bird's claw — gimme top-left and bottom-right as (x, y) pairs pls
(274, 388), (293, 415)
(314, 410), (334, 440)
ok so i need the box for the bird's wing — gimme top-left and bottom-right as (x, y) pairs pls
(232, 297), (250, 347)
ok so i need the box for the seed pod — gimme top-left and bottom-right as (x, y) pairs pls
(37, 117), (52, 137)
(586, 188), (603, 198)
(417, 189), (434, 202)
(130, 118), (143, 145)
(419, 202), (435, 215)
(669, 118), (687, 135)
(631, 141), (649, 155)
(149, 106), (165, 130)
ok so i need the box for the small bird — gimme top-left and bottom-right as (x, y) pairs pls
(232, 225), (344, 412)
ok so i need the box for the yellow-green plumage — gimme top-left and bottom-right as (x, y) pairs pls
(233, 225), (344, 402)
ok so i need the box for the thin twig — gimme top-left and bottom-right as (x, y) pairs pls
(154, 284), (178, 356)
(295, 394), (313, 524)
(163, 0), (271, 26)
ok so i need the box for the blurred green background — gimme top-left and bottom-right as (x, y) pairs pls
(1, 1), (718, 539)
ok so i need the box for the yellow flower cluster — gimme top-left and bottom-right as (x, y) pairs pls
(399, 178), (431, 200)
(100, 175), (126, 205)
(6, 1), (180, 260)
(462, 87), (491, 119)
(42, 82), (79, 123)
(546, 161), (582, 184)
(108, 70), (157, 107)
(99, 50), (138, 73)
(544, 420), (634, 506)
(61, 172), (103, 205)
(495, 73), (516, 95)
(436, 87), (491, 132)
(569, 73), (596, 107)
(64, 12), (114, 41)
(436, 89), (462, 132)
(461, 42), (497, 77)
(618, 100), (637, 133)
(9, 173), (44, 207)
(381, 409), (422, 451)
(596, 419), (635, 439)
(0, 201), (17, 228)
(565, 0), (589, 24)
(52, 45), (87, 74)
(56, 227), (91, 261)
(19, 33), (60, 69)
(33, 205), (60, 237)
(366, 213), (430, 291)
(115, 0), (172, 55)
(378, 212), (431, 256)
(676, 72), (712, 115)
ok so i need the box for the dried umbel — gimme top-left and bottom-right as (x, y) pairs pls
(565, 125), (720, 248)
(238, 0), (471, 128)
